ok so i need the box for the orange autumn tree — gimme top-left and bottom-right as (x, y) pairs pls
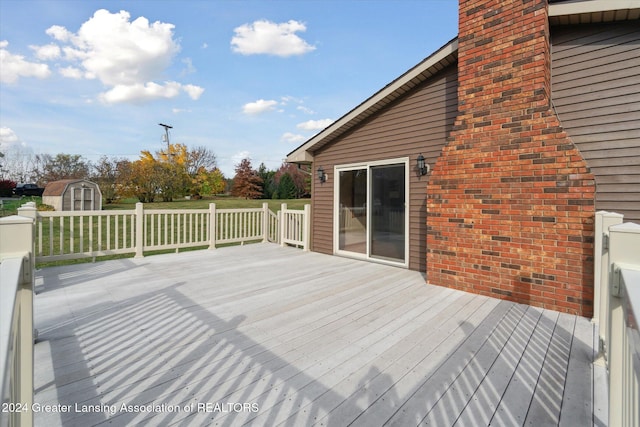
(231, 158), (262, 199)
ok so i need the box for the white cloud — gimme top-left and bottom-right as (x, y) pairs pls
(68, 9), (179, 86)
(297, 119), (334, 131)
(232, 150), (251, 165)
(46, 25), (74, 42)
(281, 132), (306, 144)
(183, 84), (204, 100)
(99, 81), (182, 104)
(0, 127), (22, 148)
(297, 105), (315, 115)
(30, 43), (61, 60)
(58, 66), (83, 79)
(36, 9), (203, 104)
(243, 99), (278, 115)
(0, 40), (51, 83)
(181, 57), (196, 75)
(231, 20), (315, 57)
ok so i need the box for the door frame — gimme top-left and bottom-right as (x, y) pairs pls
(333, 157), (410, 268)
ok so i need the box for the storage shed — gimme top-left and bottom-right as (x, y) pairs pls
(43, 179), (102, 211)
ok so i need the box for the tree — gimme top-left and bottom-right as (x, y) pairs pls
(139, 144), (190, 201)
(257, 163), (276, 199)
(231, 158), (263, 199)
(274, 162), (310, 198)
(275, 173), (298, 199)
(190, 167), (225, 197)
(40, 153), (90, 184)
(118, 159), (159, 203)
(92, 156), (126, 203)
(186, 146), (217, 177)
(0, 144), (43, 183)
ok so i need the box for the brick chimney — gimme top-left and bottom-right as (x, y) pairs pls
(426, 0), (596, 316)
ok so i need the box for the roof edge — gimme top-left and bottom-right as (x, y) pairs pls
(286, 38), (458, 164)
(549, 0), (640, 16)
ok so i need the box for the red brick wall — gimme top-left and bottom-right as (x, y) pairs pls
(426, 0), (596, 316)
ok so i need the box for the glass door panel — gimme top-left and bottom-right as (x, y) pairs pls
(370, 164), (405, 262)
(338, 169), (368, 254)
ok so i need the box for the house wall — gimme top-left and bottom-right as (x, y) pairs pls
(312, 65), (458, 271)
(427, 0), (596, 316)
(551, 22), (640, 222)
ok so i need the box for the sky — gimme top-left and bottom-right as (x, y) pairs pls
(0, 0), (458, 177)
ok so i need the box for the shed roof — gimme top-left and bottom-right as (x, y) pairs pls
(43, 179), (98, 197)
(286, 0), (640, 164)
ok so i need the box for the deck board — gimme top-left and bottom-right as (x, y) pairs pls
(32, 243), (603, 426)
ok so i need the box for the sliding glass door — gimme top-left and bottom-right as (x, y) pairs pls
(338, 169), (368, 254)
(336, 159), (407, 266)
(370, 164), (405, 262)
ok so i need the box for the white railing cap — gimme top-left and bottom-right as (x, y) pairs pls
(0, 215), (35, 224)
(610, 222), (640, 234)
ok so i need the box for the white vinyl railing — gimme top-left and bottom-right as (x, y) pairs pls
(33, 202), (310, 263)
(212, 207), (265, 246)
(0, 207), (35, 427)
(594, 211), (640, 427)
(144, 208), (210, 251)
(279, 204), (311, 250)
(36, 210), (137, 261)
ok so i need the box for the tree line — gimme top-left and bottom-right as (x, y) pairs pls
(0, 144), (310, 202)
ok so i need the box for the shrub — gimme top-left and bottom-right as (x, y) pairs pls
(0, 179), (16, 197)
(37, 204), (55, 212)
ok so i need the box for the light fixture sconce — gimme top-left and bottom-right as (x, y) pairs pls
(317, 166), (327, 183)
(417, 154), (430, 176)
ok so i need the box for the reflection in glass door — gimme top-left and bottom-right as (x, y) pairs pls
(336, 161), (406, 265)
(370, 164), (405, 262)
(338, 169), (367, 254)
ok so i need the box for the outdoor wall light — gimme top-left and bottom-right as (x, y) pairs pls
(317, 166), (327, 183)
(417, 154), (430, 176)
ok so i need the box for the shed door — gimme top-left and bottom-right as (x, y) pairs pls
(335, 159), (408, 266)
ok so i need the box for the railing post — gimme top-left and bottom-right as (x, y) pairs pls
(594, 211), (624, 358)
(280, 203), (287, 247)
(262, 202), (269, 243)
(17, 202), (37, 260)
(135, 202), (144, 258)
(209, 203), (217, 249)
(0, 205), (35, 427)
(303, 204), (311, 251)
(607, 222), (640, 427)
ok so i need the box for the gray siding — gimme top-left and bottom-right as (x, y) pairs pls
(552, 22), (640, 222)
(312, 65), (458, 271)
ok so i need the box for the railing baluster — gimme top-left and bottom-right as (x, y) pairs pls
(79, 216), (84, 254)
(89, 216), (93, 254)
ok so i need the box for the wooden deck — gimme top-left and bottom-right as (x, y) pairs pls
(33, 243), (606, 426)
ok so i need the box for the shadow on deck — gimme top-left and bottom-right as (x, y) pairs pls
(33, 243), (605, 426)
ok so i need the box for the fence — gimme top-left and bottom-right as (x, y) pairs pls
(279, 204), (311, 249)
(30, 202), (310, 263)
(594, 211), (640, 427)
(0, 205), (35, 427)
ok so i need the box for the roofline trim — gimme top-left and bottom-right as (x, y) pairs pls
(549, 0), (640, 16)
(286, 38), (458, 163)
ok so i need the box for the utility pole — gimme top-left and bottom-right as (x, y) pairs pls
(158, 123), (172, 153)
